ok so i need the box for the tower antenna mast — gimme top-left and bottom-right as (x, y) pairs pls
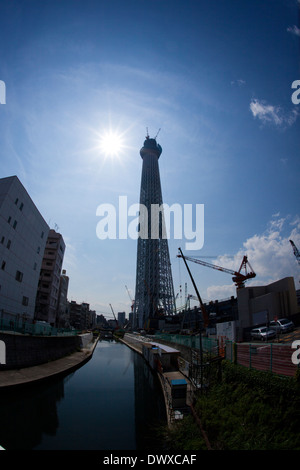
(154, 128), (161, 140)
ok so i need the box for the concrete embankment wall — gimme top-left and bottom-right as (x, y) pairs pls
(0, 332), (93, 370)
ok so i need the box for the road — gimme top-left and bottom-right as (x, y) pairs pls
(274, 326), (300, 344)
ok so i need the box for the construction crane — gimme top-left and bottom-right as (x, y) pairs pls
(177, 248), (207, 394)
(290, 240), (300, 266)
(125, 285), (134, 312)
(177, 249), (256, 289)
(174, 285), (186, 312)
(109, 303), (118, 328)
(177, 247), (209, 328)
(186, 294), (209, 310)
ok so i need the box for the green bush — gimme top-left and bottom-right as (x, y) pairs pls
(161, 416), (207, 451)
(163, 360), (300, 450)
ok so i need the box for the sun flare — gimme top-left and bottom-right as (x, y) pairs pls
(99, 130), (124, 158)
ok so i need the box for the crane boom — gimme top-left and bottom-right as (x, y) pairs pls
(290, 240), (300, 266)
(125, 285), (134, 312)
(125, 285), (133, 301)
(177, 247), (209, 327)
(178, 250), (255, 289)
(109, 303), (118, 327)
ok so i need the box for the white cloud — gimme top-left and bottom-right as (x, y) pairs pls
(250, 99), (282, 125)
(250, 98), (299, 127)
(285, 108), (300, 126)
(207, 283), (236, 301)
(287, 25), (300, 37)
(231, 79), (246, 87)
(205, 215), (300, 300)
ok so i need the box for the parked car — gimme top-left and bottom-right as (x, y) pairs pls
(250, 327), (276, 341)
(269, 318), (294, 334)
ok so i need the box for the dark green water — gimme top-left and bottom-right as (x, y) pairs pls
(0, 340), (167, 450)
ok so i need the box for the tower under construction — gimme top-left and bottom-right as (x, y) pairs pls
(134, 133), (175, 329)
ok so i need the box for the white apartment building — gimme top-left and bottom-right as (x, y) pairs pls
(35, 229), (66, 325)
(56, 269), (70, 327)
(0, 176), (49, 323)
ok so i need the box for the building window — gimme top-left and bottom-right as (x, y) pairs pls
(7, 216), (11, 224)
(0, 236), (4, 244)
(41, 231), (44, 239)
(22, 296), (29, 306)
(33, 262), (37, 271)
(1, 261), (6, 270)
(37, 246), (40, 254)
(15, 198), (19, 205)
(15, 271), (23, 282)
(13, 220), (17, 229)
(6, 240), (11, 249)
(19, 203), (24, 211)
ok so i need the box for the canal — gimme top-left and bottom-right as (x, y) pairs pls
(0, 339), (167, 450)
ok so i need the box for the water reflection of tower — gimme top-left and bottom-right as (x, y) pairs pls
(133, 131), (175, 330)
(133, 352), (167, 450)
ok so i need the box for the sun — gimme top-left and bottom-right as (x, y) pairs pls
(99, 130), (124, 158)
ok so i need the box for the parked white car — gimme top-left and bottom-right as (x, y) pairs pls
(269, 318), (294, 334)
(250, 327), (276, 341)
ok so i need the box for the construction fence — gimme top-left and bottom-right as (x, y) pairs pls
(154, 333), (299, 378)
(154, 332), (219, 355)
(225, 341), (299, 377)
(0, 316), (79, 337)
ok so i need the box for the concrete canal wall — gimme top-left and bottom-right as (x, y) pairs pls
(0, 331), (93, 370)
(120, 334), (194, 426)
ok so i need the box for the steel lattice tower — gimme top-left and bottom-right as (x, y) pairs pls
(134, 134), (175, 329)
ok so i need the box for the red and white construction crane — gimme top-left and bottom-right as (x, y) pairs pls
(177, 249), (256, 290)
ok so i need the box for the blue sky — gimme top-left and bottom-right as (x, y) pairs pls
(0, 0), (299, 320)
